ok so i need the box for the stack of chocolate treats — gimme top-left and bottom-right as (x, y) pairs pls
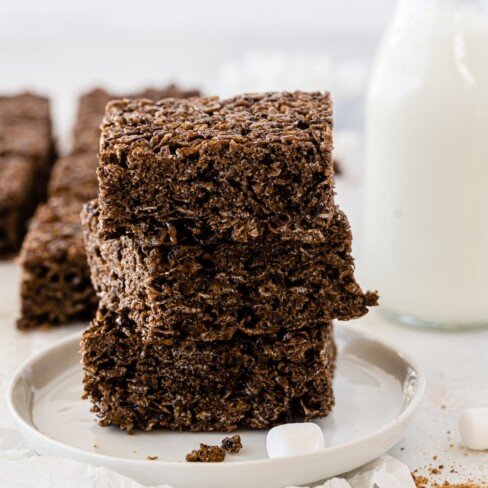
(17, 86), (197, 329)
(81, 92), (378, 432)
(0, 93), (55, 257)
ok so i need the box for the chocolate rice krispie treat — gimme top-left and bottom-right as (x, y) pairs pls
(83, 200), (377, 341)
(0, 93), (55, 256)
(17, 197), (98, 329)
(82, 307), (336, 432)
(82, 90), (377, 432)
(97, 92), (334, 244)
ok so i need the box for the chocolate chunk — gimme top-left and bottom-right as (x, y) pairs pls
(221, 435), (242, 453)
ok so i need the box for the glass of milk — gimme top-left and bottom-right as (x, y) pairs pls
(363, 0), (488, 329)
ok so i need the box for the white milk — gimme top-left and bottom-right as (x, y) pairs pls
(363, 1), (488, 327)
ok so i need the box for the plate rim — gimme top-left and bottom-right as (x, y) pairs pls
(7, 326), (426, 472)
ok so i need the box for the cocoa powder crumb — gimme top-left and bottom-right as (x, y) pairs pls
(431, 484), (488, 488)
(412, 474), (429, 488)
(413, 473), (488, 488)
(413, 456), (487, 488)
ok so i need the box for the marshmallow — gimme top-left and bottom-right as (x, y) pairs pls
(459, 408), (488, 450)
(266, 422), (325, 458)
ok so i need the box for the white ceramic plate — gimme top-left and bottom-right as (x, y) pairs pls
(8, 327), (425, 488)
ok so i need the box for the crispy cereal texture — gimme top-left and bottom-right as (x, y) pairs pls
(82, 200), (378, 341)
(82, 308), (336, 432)
(97, 91), (335, 244)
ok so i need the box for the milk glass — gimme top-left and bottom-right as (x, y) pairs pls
(363, 0), (488, 329)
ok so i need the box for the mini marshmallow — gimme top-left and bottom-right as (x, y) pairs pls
(459, 408), (488, 450)
(266, 422), (325, 458)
